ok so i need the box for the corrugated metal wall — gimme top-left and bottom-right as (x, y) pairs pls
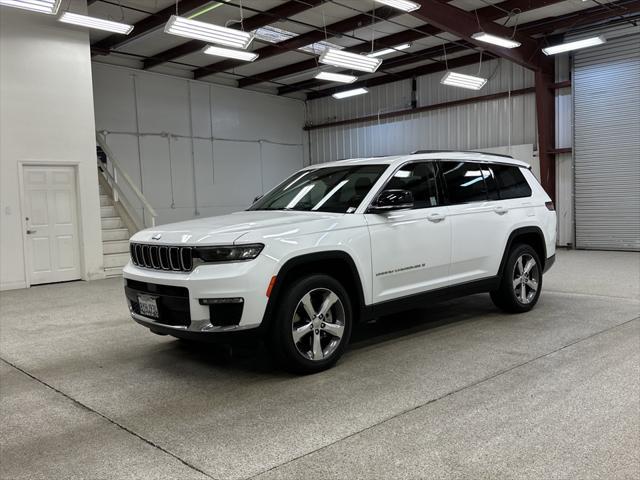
(307, 59), (536, 164)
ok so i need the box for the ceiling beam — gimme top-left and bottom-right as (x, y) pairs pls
(91, 0), (212, 55)
(520, 0), (640, 36)
(240, 0), (566, 89)
(409, 0), (549, 72)
(142, 0), (326, 70)
(192, 6), (399, 79)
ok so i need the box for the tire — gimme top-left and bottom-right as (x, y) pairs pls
(268, 274), (353, 374)
(491, 243), (543, 313)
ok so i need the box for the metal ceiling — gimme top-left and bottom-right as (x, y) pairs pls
(87, 0), (640, 98)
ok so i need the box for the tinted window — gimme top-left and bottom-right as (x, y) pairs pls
(441, 161), (490, 204)
(483, 167), (500, 200)
(491, 164), (532, 199)
(250, 165), (387, 213)
(385, 162), (442, 208)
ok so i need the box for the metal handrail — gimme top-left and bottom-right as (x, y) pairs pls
(96, 131), (157, 228)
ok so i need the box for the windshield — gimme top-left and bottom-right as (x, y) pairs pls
(250, 165), (387, 213)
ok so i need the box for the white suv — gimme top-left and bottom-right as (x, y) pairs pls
(123, 151), (556, 373)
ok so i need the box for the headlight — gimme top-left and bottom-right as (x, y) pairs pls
(193, 244), (264, 263)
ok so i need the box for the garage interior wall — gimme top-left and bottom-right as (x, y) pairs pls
(306, 59), (536, 163)
(92, 64), (307, 226)
(0, 8), (103, 291)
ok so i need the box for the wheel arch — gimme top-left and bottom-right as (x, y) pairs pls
(498, 226), (548, 278)
(261, 251), (367, 330)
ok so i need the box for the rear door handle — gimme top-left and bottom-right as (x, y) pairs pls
(26, 229), (37, 234)
(494, 206), (509, 215)
(427, 213), (445, 223)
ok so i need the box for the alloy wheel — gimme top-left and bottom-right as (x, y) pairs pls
(291, 288), (345, 361)
(512, 253), (539, 304)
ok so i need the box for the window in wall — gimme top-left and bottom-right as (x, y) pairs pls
(385, 162), (442, 208)
(491, 164), (532, 199)
(440, 161), (489, 204)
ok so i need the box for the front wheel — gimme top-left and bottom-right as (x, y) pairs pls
(491, 244), (543, 313)
(268, 274), (353, 374)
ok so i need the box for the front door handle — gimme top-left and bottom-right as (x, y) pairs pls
(494, 206), (509, 215)
(427, 213), (445, 223)
(26, 229), (37, 234)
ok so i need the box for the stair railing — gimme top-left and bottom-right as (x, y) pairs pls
(96, 131), (157, 230)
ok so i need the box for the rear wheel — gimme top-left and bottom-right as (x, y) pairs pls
(491, 244), (542, 313)
(268, 274), (352, 374)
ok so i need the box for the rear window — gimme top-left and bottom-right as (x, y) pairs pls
(441, 161), (491, 204)
(491, 164), (532, 199)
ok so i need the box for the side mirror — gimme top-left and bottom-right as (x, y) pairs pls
(369, 189), (414, 213)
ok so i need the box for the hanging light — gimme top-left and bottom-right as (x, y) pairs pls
(203, 45), (258, 61)
(440, 71), (487, 90)
(374, 0), (420, 12)
(542, 36), (606, 55)
(58, 12), (133, 34)
(332, 87), (369, 99)
(471, 32), (521, 49)
(319, 48), (382, 73)
(315, 72), (358, 83)
(165, 15), (253, 49)
(368, 43), (411, 58)
(0, 0), (61, 14)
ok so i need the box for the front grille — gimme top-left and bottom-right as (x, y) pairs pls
(130, 243), (193, 272)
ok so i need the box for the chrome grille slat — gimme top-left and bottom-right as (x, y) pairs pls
(130, 243), (193, 272)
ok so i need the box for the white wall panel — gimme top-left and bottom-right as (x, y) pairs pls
(307, 59), (536, 164)
(1, 8), (103, 290)
(92, 63), (306, 226)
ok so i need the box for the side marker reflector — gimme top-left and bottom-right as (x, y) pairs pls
(266, 276), (277, 297)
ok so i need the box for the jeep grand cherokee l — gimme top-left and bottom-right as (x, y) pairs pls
(124, 151), (557, 373)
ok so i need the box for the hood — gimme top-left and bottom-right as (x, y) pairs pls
(130, 210), (343, 245)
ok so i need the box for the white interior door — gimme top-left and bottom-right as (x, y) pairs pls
(23, 165), (81, 285)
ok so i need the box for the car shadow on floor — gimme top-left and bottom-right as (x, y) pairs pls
(166, 294), (499, 376)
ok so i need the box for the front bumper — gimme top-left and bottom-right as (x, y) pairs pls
(123, 255), (276, 334)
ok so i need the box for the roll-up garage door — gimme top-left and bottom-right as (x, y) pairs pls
(573, 34), (640, 251)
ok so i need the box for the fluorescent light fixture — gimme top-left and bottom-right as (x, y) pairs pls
(332, 87), (369, 99)
(368, 43), (411, 58)
(374, 0), (420, 12)
(320, 48), (382, 73)
(542, 35), (606, 55)
(0, 0), (61, 14)
(165, 15), (253, 49)
(315, 71), (358, 83)
(58, 12), (133, 34)
(441, 71), (487, 90)
(203, 45), (258, 61)
(471, 32), (521, 49)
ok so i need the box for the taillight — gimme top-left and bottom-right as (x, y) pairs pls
(545, 201), (555, 211)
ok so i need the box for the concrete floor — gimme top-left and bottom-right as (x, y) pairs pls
(1, 250), (638, 480)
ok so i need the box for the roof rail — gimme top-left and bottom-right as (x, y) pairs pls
(411, 149), (514, 159)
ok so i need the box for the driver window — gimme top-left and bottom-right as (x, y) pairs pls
(385, 162), (441, 209)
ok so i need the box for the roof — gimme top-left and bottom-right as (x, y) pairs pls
(306, 151), (531, 169)
(85, 0), (638, 99)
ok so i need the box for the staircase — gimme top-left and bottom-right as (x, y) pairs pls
(99, 183), (131, 277)
(96, 131), (158, 277)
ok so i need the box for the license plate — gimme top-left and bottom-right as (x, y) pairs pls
(138, 294), (159, 319)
